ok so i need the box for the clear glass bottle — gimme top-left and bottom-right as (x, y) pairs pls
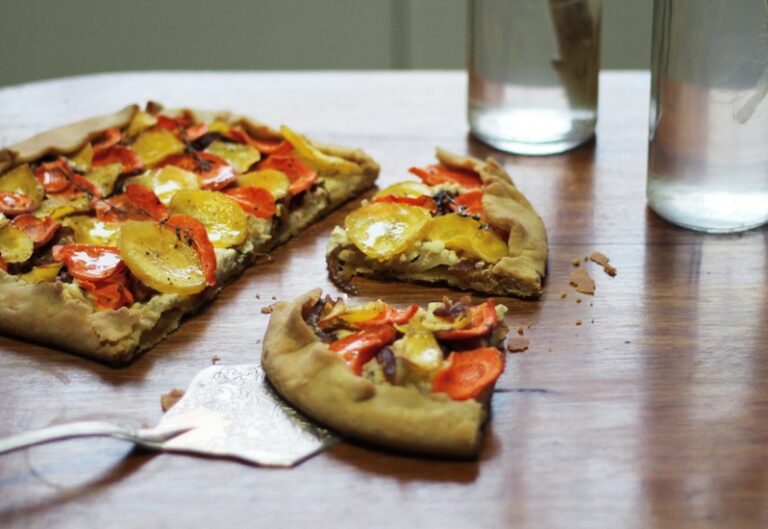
(468, 0), (601, 156)
(647, 0), (768, 233)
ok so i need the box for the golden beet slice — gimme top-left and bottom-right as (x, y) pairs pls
(237, 169), (290, 200)
(119, 220), (206, 295)
(0, 225), (34, 264)
(126, 166), (200, 206)
(426, 213), (508, 264)
(0, 164), (45, 205)
(169, 189), (247, 248)
(132, 128), (184, 166)
(205, 141), (261, 174)
(345, 202), (431, 260)
(280, 125), (359, 175)
(374, 181), (433, 199)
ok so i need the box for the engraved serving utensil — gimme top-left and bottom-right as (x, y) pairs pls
(0, 365), (339, 467)
(0, 421), (191, 455)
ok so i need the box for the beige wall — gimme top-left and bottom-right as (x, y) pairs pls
(0, 0), (652, 88)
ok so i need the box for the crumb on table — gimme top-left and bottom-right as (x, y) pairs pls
(589, 251), (617, 276)
(161, 389), (185, 412)
(211, 354), (221, 364)
(506, 335), (530, 353)
(261, 306), (273, 314)
(571, 257), (581, 267)
(569, 268), (596, 295)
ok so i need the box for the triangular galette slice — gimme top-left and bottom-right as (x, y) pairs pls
(262, 289), (510, 456)
(327, 149), (547, 298)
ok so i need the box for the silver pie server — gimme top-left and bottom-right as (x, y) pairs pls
(0, 364), (339, 467)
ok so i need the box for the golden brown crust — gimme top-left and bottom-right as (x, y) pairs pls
(0, 105), (379, 365)
(262, 290), (487, 457)
(0, 105), (139, 174)
(436, 148), (548, 296)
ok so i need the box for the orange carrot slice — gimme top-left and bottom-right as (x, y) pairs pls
(432, 347), (504, 400)
(409, 164), (482, 190)
(329, 324), (397, 375)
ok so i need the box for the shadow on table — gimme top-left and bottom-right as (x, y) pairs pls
(323, 426), (503, 484)
(0, 447), (155, 523)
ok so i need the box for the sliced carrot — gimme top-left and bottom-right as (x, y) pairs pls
(156, 114), (193, 131)
(257, 155), (317, 196)
(184, 123), (208, 142)
(0, 192), (36, 216)
(158, 152), (237, 191)
(371, 194), (437, 213)
(226, 127), (291, 155)
(11, 214), (60, 247)
(329, 324), (397, 375)
(165, 214), (217, 287)
(77, 274), (135, 311)
(52, 244), (125, 282)
(35, 159), (75, 193)
(434, 299), (498, 341)
(451, 190), (484, 217)
(224, 186), (276, 219)
(409, 164), (482, 190)
(93, 145), (143, 173)
(92, 127), (122, 152)
(96, 184), (168, 222)
(352, 303), (420, 328)
(432, 347), (504, 400)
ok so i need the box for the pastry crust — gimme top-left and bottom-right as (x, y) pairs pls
(262, 289), (488, 457)
(0, 105), (379, 365)
(327, 149), (548, 298)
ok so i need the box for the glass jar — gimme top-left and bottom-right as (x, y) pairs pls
(467, 0), (601, 156)
(647, 0), (768, 232)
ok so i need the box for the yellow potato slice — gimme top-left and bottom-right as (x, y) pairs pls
(125, 111), (158, 138)
(345, 202), (431, 261)
(425, 213), (508, 264)
(119, 220), (206, 295)
(62, 215), (122, 246)
(0, 213), (7, 229)
(205, 141), (260, 174)
(393, 328), (444, 374)
(125, 166), (200, 206)
(280, 125), (359, 175)
(34, 195), (92, 220)
(19, 263), (62, 284)
(131, 128), (184, 166)
(0, 164), (45, 205)
(85, 163), (122, 196)
(169, 189), (247, 248)
(0, 225), (34, 264)
(69, 143), (94, 172)
(237, 169), (290, 200)
(208, 120), (231, 134)
(374, 181), (433, 199)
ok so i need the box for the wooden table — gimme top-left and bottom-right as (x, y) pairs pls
(0, 71), (766, 529)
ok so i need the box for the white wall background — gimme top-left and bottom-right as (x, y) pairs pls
(0, 0), (652, 88)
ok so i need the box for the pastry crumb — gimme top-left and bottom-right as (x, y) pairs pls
(571, 257), (581, 267)
(569, 268), (596, 295)
(161, 389), (185, 412)
(261, 306), (273, 314)
(271, 295), (277, 300)
(575, 319), (583, 326)
(589, 251), (617, 276)
(506, 336), (530, 353)
(255, 294), (260, 299)
(211, 354), (221, 364)
(516, 326), (525, 336)
(560, 291), (568, 299)
(576, 298), (582, 304)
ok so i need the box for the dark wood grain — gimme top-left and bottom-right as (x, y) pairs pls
(0, 71), (766, 529)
